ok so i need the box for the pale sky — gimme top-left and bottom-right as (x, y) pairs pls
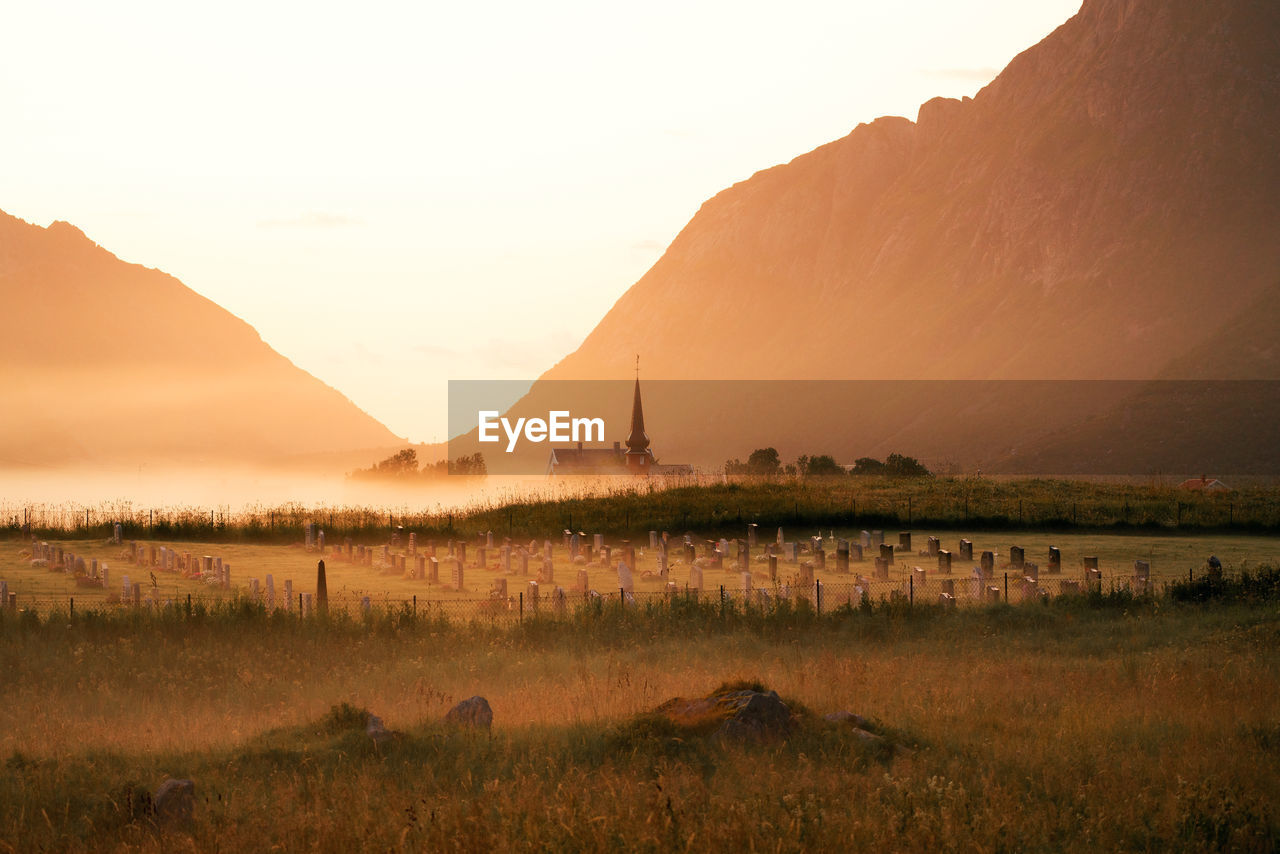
(2, 0), (1080, 443)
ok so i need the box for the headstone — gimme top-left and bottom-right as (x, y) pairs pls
(959, 539), (973, 561)
(576, 568), (589, 593)
(937, 549), (952, 574)
(1025, 562), (1039, 581)
(872, 530), (884, 547)
(1048, 546), (1061, 573)
(318, 531), (325, 552)
(553, 586), (567, 615)
(860, 530), (871, 548)
(486, 531), (494, 548)
(593, 533), (604, 552)
(520, 550), (529, 576)
(768, 554), (778, 581)
(740, 571), (752, 593)
(939, 578), (954, 597)
(777, 527), (784, 546)
(747, 524), (758, 547)
(112, 523), (122, 544)
(265, 575), (275, 609)
(1010, 545), (1025, 569)
(899, 532), (911, 551)
(415, 555), (426, 579)
(569, 533), (580, 558)
(617, 561), (634, 594)
(874, 557), (889, 579)
(850, 543), (863, 562)
(927, 536), (940, 557)
(303, 592), (313, 617)
(980, 551), (995, 578)
(544, 540), (553, 561)
(879, 543), (894, 566)
(1083, 555), (1099, 571)
(912, 566), (926, 586)
(784, 542), (799, 563)
(836, 539), (849, 573)
(452, 558), (465, 592)
(689, 564), (703, 591)
(284, 579), (293, 610)
(649, 530), (658, 548)
(1087, 567), (1103, 588)
(429, 557), (440, 583)
(1134, 559), (1150, 580)
(316, 560), (327, 611)
(526, 580), (540, 610)
(501, 546), (511, 574)
(408, 533), (417, 555)
(541, 558), (554, 584)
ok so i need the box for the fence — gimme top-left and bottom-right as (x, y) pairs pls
(0, 569), (1182, 624)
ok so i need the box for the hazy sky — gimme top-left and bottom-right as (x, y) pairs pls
(3, 0), (1080, 443)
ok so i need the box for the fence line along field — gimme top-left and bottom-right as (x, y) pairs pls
(2, 518), (1277, 619)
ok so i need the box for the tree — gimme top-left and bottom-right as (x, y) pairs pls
(374, 448), (418, 474)
(724, 458), (748, 475)
(884, 453), (931, 478)
(850, 457), (886, 476)
(801, 454), (843, 476)
(746, 447), (782, 475)
(449, 452), (487, 476)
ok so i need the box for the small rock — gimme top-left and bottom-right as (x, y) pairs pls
(153, 778), (195, 826)
(444, 696), (493, 731)
(824, 710), (871, 729)
(366, 714), (392, 744)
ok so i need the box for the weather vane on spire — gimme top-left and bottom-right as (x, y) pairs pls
(635, 353), (640, 379)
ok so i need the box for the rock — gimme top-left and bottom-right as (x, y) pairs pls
(655, 686), (792, 741)
(366, 714), (392, 744)
(824, 710), (871, 729)
(444, 696), (493, 731)
(153, 778), (195, 826)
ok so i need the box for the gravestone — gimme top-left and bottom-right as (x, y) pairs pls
(872, 530), (884, 547)
(501, 546), (511, 575)
(740, 571), (752, 593)
(553, 586), (566, 615)
(576, 568), (589, 594)
(452, 559), (465, 592)
(486, 531), (493, 548)
(303, 592), (314, 617)
(939, 592), (956, 607)
(112, 523), (122, 544)
(569, 533), (580, 558)
(477, 546), (486, 568)
(768, 554), (778, 581)
(1134, 560), (1150, 580)
(429, 557), (440, 583)
(541, 558), (554, 584)
(899, 532), (911, 551)
(937, 549), (952, 574)
(317, 531), (325, 552)
(617, 561), (634, 594)
(777, 527), (784, 546)
(408, 533), (417, 555)
(1083, 555), (1099, 571)
(544, 540), (553, 561)
(416, 555), (426, 579)
(526, 580), (539, 609)
(1025, 562), (1039, 581)
(783, 542), (799, 563)
(284, 580), (293, 611)
(980, 551), (995, 578)
(520, 550), (529, 576)
(1048, 546), (1061, 573)
(1010, 546), (1025, 569)
(860, 530), (871, 548)
(689, 565), (704, 591)
(879, 543), (894, 566)
(315, 560), (326, 611)
(747, 524), (758, 547)
(939, 578), (954, 597)
(593, 533), (604, 551)
(265, 575), (275, 609)
(927, 536), (940, 557)
(912, 566), (926, 586)
(970, 568), (984, 599)
(874, 557), (889, 579)
(850, 543), (863, 562)
(1087, 567), (1103, 588)
(649, 530), (658, 548)
(959, 539), (973, 561)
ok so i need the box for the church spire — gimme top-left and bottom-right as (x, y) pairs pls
(625, 355), (650, 455)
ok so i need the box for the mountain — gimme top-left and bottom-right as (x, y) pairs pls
(516, 0), (1280, 473)
(0, 212), (402, 467)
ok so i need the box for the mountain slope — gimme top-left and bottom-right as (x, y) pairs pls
(0, 212), (401, 467)
(510, 0), (1280, 473)
(543, 0), (1280, 385)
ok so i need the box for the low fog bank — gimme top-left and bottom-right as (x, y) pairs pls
(0, 466), (597, 516)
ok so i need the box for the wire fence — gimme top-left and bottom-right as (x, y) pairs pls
(0, 569), (1189, 624)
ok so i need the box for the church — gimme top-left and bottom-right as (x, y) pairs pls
(545, 373), (692, 477)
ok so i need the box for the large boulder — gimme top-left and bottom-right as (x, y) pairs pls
(444, 696), (493, 731)
(654, 686), (792, 741)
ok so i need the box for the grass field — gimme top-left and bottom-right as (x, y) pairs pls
(1, 593), (1277, 851)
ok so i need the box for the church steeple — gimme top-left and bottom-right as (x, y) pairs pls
(625, 356), (650, 471)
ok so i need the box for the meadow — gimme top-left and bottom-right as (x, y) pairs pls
(2, 480), (1278, 851)
(1, 586), (1277, 851)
